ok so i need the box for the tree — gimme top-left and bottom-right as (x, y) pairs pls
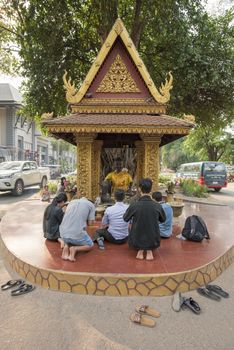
(184, 125), (234, 162)
(0, 1), (233, 132)
(161, 138), (200, 171)
(0, 1), (19, 75)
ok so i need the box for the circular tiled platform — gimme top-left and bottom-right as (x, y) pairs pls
(0, 200), (234, 296)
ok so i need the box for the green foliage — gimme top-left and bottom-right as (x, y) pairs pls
(179, 178), (208, 198)
(47, 181), (57, 194)
(0, 0), (233, 137)
(0, 1), (20, 75)
(158, 174), (173, 185)
(161, 138), (199, 170)
(184, 125), (234, 161)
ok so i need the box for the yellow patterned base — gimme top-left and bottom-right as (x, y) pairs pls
(1, 236), (233, 296)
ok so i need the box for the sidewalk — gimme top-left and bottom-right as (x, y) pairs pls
(0, 252), (233, 350)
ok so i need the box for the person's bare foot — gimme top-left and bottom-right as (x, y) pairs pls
(146, 250), (154, 260)
(136, 250), (144, 260)
(58, 238), (65, 249)
(61, 245), (69, 260)
(68, 246), (76, 262)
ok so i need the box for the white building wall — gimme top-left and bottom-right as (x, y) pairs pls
(0, 107), (6, 146)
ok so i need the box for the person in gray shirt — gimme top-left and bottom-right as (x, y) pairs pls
(60, 197), (95, 262)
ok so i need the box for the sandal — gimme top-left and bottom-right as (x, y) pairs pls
(197, 287), (221, 301)
(97, 237), (105, 250)
(130, 312), (156, 328)
(182, 297), (201, 314)
(135, 305), (161, 318)
(1, 279), (25, 291)
(11, 284), (35, 296)
(206, 285), (229, 298)
(172, 292), (183, 312)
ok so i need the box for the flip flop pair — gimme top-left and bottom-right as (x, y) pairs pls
(130, 305), (161, 328)
(181, 297), (201, 314)
(197, 285), (229, 301)
(11, 284), (35, 296)
(206, 285), (229, 298)
(1, 279), (25, 291)
(1, 279), (35, 296)
(172, 293), (201, 314)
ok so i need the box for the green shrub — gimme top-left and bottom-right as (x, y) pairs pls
(159, 174), (173, 185)
(47, 181), (58, 194)
(179, 179), (208, 198)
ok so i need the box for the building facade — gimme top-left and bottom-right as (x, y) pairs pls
(0, 83), (76, 170)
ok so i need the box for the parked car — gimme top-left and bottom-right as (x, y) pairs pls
(176, 161), (227, 192)
(41, 164), (61, 179)
(0, 161), (50, 196)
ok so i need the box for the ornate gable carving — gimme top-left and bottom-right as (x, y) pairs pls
(96, 54), (140, 93)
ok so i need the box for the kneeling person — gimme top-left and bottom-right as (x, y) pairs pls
(60, 196), (95, 261)
(152, 191), (173, 238)
(94, 189), (129, 247)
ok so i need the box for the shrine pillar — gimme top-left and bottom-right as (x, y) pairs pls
(91, 140), (103, 199)
(135, 140), (145, 186)
(141, 134), (162, 192)
(76, 133), (97, 199)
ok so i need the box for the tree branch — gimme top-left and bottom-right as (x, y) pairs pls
(0, 23), (23, 39)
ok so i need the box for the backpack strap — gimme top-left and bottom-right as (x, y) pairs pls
(190, 215), (196, 234)
(194, 215), (210, 239)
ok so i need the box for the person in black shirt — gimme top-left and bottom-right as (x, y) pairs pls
(123, 178), (166, 260)
(43, 193), (67, 248)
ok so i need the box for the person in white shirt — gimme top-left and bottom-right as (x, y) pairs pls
(93, 189), (129, 248)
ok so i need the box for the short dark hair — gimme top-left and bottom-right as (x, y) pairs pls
(56, 192), (68, 203)
(152, 191), (162, 202)
(114, 188), (125, 201)
(139, 178), (152, 194)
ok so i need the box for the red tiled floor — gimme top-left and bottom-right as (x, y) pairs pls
(1, 200), (234, 274)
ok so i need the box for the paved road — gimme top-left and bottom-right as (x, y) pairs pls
(209, 182), (234, 208)
(0, 186), (39, 211)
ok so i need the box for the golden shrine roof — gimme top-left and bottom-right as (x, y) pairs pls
(43, 113), (193, 128)
(62, 18), (173, 107)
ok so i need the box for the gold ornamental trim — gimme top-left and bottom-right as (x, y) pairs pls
(45, 124), (191, 135)
(78, 98), (161, 105)
(71, 105), (166, 114)
(63, 18), (173, 105)
(96, 54), (140, 93)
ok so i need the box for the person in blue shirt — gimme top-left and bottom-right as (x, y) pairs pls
(152, 191), (173, 238)
(93, 189), (129, 247)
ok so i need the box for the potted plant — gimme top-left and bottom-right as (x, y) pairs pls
(165, 180), (184, 217)
(166, 181), (175, 202)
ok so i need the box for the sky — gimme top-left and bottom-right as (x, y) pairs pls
(0, 0), (231, 90)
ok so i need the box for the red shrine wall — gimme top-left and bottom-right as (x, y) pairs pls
(88, 38), (152, 100)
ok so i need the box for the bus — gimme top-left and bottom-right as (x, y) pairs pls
(176, 161), (227, 192)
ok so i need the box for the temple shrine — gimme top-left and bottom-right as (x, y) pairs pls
(1, 19), (234, 298)
(42, 18), (194, 199)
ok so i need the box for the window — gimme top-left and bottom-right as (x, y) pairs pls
(30, 162), (37, 170)
(22, 162), (31, 170)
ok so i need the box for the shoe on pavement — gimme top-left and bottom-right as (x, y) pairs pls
(172, 292), (183, 312)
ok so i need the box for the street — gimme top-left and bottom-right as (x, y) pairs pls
(0, 186), (39, 213)
(209, 182), (234, 208)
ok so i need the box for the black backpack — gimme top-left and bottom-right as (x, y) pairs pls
(181, 215), (210, 242)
